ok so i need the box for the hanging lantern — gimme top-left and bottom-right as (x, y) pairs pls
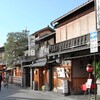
(86, 64), (93, 73)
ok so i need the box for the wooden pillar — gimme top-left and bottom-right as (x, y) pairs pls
(30, 68), (34, 89)
(49, 65), (53, 91)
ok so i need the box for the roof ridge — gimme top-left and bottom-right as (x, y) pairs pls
(51, 0), (94, 26)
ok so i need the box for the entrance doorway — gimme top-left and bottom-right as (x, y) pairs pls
(25, 67), (30, 87)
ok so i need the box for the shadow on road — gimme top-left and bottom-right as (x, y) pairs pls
(7, 97), (50, 100)
(0, 83), (92, 100)
(0, 84), (50, 100)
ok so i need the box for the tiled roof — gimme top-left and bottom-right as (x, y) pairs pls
(35, 32), (55, 42)
(31, 25), (55, 36)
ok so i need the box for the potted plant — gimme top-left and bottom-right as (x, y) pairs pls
(92, 61), (100, 95)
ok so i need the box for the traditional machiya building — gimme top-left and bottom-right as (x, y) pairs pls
(7, 41), (35, 87)
(12, 60), (22, 85)
(10, 50), (35, 87)
(47, 0), (100, 94)
(21, 56), (36, 88)
(5, 52), (23, 86)
(0, 47), (20, 84)
(30, 26), (55, 90)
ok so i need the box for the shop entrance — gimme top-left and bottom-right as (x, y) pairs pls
(25, 67), (30, 87)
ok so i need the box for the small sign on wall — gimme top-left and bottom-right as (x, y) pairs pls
(86, 79), (92, 89)
(90, 32), (98, 53)
(57, 68), (65, 78)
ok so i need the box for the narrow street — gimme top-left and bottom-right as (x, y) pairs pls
(0, 83), (91, 100)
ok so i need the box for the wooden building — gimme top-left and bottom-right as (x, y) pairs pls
(48, 0), (100, 94)
(31, 26), (55, 90)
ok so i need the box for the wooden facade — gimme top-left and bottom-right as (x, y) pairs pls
(48, 0), (100, 94)
(31, 26), (55, 90)
(1, 0), (99, 95)
(34, 66), (49, 90)
(12, 65), (22, 85)
(52, 63), (72, 91)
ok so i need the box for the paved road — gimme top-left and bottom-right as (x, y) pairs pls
(0, 83), (92, 100)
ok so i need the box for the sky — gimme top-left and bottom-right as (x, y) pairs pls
(0, 0), (88, 47)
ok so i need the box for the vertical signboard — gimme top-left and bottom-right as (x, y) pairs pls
(95, 0), (100, 30)
(90, 32), (98, 53)
(28, 35), (35, 56)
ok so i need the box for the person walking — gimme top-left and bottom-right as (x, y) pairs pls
(4, 72), (9, 88)
(0, 73), (2, 91)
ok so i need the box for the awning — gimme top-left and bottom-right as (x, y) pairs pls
(31, 58), (47, 67)
(64, 52), (100, 60)
(47, 58), (60, 64)
(6, 67), (14, 71)
(31, 61), (46, 67)
(22, 65), (31, 68)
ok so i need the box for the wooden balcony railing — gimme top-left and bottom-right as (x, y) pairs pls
(49, 34), (90, 53)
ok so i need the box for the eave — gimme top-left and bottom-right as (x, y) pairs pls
(51, 0), (94, 27)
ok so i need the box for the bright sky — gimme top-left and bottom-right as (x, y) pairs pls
(0, 0), (88, 47)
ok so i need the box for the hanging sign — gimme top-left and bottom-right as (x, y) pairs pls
(28, 35), (35, 56)
(90, 32), (98, 53)
(95, 0), (100, 30)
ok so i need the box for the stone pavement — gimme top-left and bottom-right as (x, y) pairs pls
(0, 83), (97, 100)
